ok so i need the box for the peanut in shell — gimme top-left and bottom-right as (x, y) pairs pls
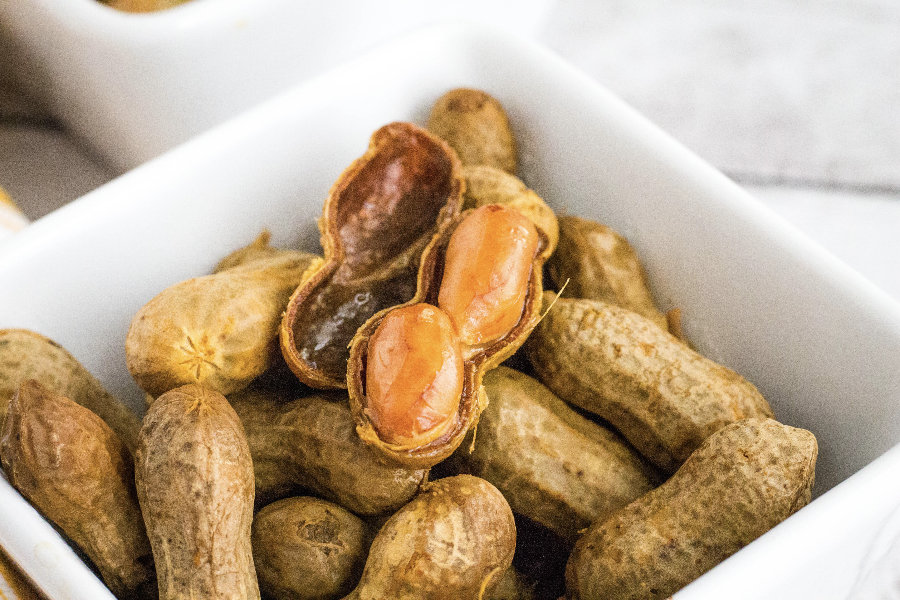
(566, 418), (817, 600)
(525, 294), (773, 472)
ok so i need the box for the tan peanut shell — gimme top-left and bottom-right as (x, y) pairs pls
(126, 236), (318, 397)
(548, 216), (668, 331)
(135, 384), (258, 600)
(0, 329), (141, 454)
(253, 497), (371, 600)
(229, 386), (429, 514)
(348, 207), (553, 468)
(525, 294), (773, 472)
(280, 122), (464, 389)
(342, 475), (516, 600)
(483, 567), (536, 600)
(450, 367), (659, 541)
(103, 0), (186, 12)
(566, 418), (817, 600)
(427, 88), (518, 173)
(463, 165), (559, 254)
(0, 380), (154, 598)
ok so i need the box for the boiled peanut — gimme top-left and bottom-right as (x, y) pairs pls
(526, 294), (773, 472)
(0, 380), (154, 598)
(427, 88), (517, 173)
(253, 497), (371, 600)
(450, 367), (659, 541)
(548, 216), (667, 331)
(342, 475), (515, 599)
(0, 329), (141, 453)
(566, 418), (817, 600)
(126, 236), (318, 397)
(229, 386), (429, 514)
(135, 384), (258, 600)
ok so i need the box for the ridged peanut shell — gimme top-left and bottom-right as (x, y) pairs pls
(449, 367), (659, 541)
(0, 329), (141, 453)
(548, 216), (667, 330)
(525, 294), (773, 472)
(253, 497), (371, 600)
(348, 207), (552, 468)
(281, 122), (463, 389)
(135, 384), (258, 600)
(229, 386), (429, 515)
(427, 88), (517, 173)
(566, 418), (817, 600)
(0, 380), (154, 598)
(342, 475), (516, 600)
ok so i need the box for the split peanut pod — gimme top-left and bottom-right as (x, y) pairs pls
(0, 381), (154, 598)
(0, 329), (141, 453)
(280, 122), (464, 389)
(253, 497), (371, 600)
(566, 418), (817, 600)
(348, 203), (553, 468)
(229, 386), (428, 514)
(449, 367), (659, 541)
(135, 384), (258, 600)
(427, 88), (518, 174)
(526, 294), (773, 472)
(547, 216), (667, 331)
(341, 475), (516, 600)
(126, 236), (319, 397)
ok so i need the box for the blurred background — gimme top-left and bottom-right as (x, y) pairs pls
(1, 0), (898, 300)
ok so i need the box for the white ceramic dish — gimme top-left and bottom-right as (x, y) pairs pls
(0, 0), (550, 173)
(1, 23), (900, 600)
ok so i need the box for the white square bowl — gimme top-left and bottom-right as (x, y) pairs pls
(1, 23), (900, 600)
(0, 0), (549, 173)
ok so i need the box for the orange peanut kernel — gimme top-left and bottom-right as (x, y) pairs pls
(438, 204), (540, 346)
(365, 303), (464, 445)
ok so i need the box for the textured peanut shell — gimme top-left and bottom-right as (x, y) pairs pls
(281, 122), (463, 389)
(348, 207), (552, 468)
(0, 329), (141, 454)
(0, 381), (154, 598)
(566, 418), (817, 600)
(135, 384), (258, 600)
(463, 165), (559, 255)
(103, 0), (186, 12)
(483, 567), (536, 600)
(548, 216), (668, 331)
(450, 367), (659, 541)
(253, 497), (371, 600)
(525, 294), (773, 472)
(126, 240), (318, 397)
(427, 88), (517, 173)
(229, 386), (428, 514)
(342, 475), (516, 600)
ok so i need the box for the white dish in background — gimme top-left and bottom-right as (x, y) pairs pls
(0, 0), (550, 173)
(1, 23), (899, 600)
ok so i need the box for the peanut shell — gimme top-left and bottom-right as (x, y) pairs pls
(0, 329), (141, 453)
(450, 367), (659, 541)
(566, 418), (817, 600)
(281, 122), (463, 389)
(525, 294), (773, 472)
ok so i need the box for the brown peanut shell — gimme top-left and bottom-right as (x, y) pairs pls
(525, 294), (773, 472)
(0, 381), (154, 598)
(0, 329), (141, 453)
(135, 384), (258, 600)
(347, 207), (553, 468)
(548, 216), (667, 330)
(229, 386), (428, 515)
(566, 418), (817, 600)
(450, 367), (659, 541)
(280, 122), (464, 389)
(126, 237), (319, 397)
(342, 475), (516, 600)
(427, 88), (518, 173)
(253, 496), (371, 600)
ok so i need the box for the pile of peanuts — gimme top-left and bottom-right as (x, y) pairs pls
(0, 88), (817, 600)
